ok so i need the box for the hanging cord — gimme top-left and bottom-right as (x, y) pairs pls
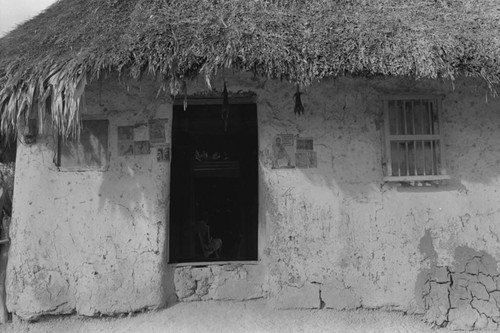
(221, 82), (229, 131)
(182, 80), (188, 111)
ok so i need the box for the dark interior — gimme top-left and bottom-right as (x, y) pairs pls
(169, 103), (258, 263)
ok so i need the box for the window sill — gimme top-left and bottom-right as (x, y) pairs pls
(383, 175), (451, 183)
(56, 167), (109, 172)
(169, 260), (260, 267)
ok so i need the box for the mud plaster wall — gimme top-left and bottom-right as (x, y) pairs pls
(7, 77), (173, 320)
(205, 74), (500, 317)
(6, 72), (500, 325)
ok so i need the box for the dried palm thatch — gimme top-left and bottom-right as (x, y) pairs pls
(0, 0), (499, 137)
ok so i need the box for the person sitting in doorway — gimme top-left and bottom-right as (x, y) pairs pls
(193, 219), (222, 259)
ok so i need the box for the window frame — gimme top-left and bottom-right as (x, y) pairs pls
(382, 95), (450, 182)
(56, 117), (110, 172)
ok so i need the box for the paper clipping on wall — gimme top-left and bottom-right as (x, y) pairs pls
(272, 134), (295, 168)
(133, 123), (149, 141)
(295, 137), (316, 168)
(134, 141), (150, 155)
(149, 119), (168, 145)
(157, 144), (170, 162)
(295, 151), (317, 168)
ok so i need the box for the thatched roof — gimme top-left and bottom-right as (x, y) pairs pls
(0, 0), (499, 136)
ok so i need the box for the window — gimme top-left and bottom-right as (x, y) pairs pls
(57, 119), (109, 171)
(383, 96), (449, 182)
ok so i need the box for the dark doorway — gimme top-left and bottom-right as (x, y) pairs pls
(169, 103), (258, 263)
(0, 134), (15, 323)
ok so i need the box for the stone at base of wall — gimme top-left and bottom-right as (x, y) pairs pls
(270, 282), (320, 309)
(321, 279), (361, 310)
(13, 302), (75, 322)
(174, 264), (264, 302)
(13, 302), (165, 322)
(266, 278), (362, 311)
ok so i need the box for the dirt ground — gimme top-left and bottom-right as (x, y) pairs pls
(0, 300), (466, 333)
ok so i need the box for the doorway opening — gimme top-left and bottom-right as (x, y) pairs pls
(0, 133), (15, 323)
(169, 102), (258, 263)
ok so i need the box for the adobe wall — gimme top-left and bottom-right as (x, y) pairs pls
(6, 77), (174, 319)
(6, 72), (500, 330)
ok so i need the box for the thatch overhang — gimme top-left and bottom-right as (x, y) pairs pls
(0, 0), (499, 137)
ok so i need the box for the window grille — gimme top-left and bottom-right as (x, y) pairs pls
(383, 96), (449, 182)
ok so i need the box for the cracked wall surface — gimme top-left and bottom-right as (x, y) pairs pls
(7, 72), (500, 325)
(420, 247), (500, 330)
